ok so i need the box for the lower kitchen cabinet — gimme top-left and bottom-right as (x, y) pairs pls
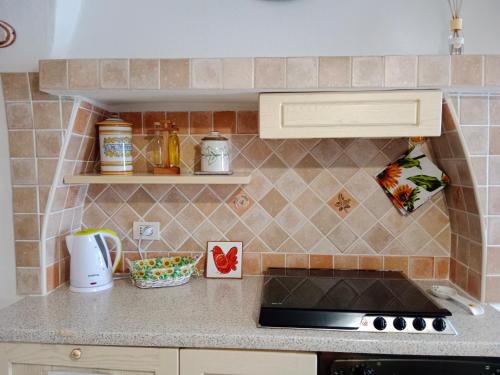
(180, 349), (317, 375)
(0, 343), (178, 375)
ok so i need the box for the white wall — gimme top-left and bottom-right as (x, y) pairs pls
(0, 76), (18, 308)
(2, 0), (500, 73)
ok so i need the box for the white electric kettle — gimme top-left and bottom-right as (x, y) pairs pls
(65, 228), (122, 293)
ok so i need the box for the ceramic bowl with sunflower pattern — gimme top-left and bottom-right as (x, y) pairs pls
(127, 255), (201, 288)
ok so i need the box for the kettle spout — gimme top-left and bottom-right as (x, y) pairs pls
(65, 235), (74, 255)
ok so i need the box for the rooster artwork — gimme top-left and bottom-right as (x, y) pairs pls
(206, 241), (243, 278)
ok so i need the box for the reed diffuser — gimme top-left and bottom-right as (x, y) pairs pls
(448, 0), (464, 55)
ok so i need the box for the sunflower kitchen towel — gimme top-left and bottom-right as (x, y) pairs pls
(375, 145), (449, 215)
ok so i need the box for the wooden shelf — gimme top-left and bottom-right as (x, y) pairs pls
(63, 173), (251, 185)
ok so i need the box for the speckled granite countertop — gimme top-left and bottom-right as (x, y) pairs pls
(0, 277), (499, 357)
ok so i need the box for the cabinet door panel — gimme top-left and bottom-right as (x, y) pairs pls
(180, 349), (316, 375)
(0, 344), (178, 375)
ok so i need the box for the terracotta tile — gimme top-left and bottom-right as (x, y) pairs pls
(328, 188), (359, 219)
(409, 256), (434, 279)
(384, 56), (417, 88)
(461, 126), (488, 155)
(237, 111), (258, 134)
(286, 57), (318, 88)
(1, 73), (30, 100)
(228, 188), (254, 216)
(143, 111), (166, 129)
(130, 59), (159, 89)
(328, 223), (357, 252)
(213, 111), (236, 133)
(12, 187), (38, 213)
(8, 130), (34, 157)
(434, 257), (450, 280)
(46, 262), (61, 291)
(35, 130), (62, 157)
(16, 268), (41, 295)
(490, 127), (500, 155)
(359, 255), (383, 270)
(69, 59), (98, 89)
(254, 58), (285, 88)
(11, 159), (37, 185)
(243, 253), (261, 275)
(319, 56), (351, 88)
(451, 55), (483, 86)
(484, 55), (500, 86)
(39, 59), (68, 89)
(363, 224), (394, 253)
(160, 59), (189, 89)
(28, 72), (57, 100)
(5, 103), (33, 129)
(467, 269), (481, 300)
(334, 255), (358, 269)
(460, 96), (488, 125)
(222, 58), (253, 89)
(120, 112), (143, 133)
(383, 256), (409, 274)
(166, 112), (189, 134)
(310, 254), (333, 269)
(418, 55), (450, 87)
(100, 59), (128, 89)
(286, 254), (309, 268)
(192, 59), (222, 89)
(190, 111), (212, 134)
(352, 57), (384, 87)
(261, 253), (285, 272)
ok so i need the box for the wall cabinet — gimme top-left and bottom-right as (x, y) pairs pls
(0, 343), (178, 375)
(180, 349), (317, 375)
(259, 90), (443, 138)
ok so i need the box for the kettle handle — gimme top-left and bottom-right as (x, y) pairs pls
(99, 231), (122, 273)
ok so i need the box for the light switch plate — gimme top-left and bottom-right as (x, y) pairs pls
(133, 221), (160, 240)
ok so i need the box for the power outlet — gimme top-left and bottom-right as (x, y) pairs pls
(133, 222), (160, 240)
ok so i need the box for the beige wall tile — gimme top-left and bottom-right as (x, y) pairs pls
(254, 58), (285, 88)
(451, 55), (483, 86)
(486, 276), (500, 302)
(418, 55), (450, 87)
(13, 214), (39, 240)
(5, 103), (33, 129)
(489, 156), (500, 185)
(490, 96), (500, 125)
(460, 96), (488, 125)
(130, 59), (159, 89)
(470, 156), (487, 185)
(29, 72), (57, 101)
(160, 59), (189, 89)
(222, 58), (253, 89)
(15, 241), (40, 267)
(33, 102), (61, 129)
(39, 60), (68, 89)
(488, 217), (500, 245)
(286, 57), (318, 88)
(11, 159), (37, 185)
(384, 56), (417, 88)
(12, 187), (38, 213)
(69, 59), (99, 89)
(352, 57), (383, 87)
(37, 158), (57, 185)
(1, 73), (30, 100)
(16, 267), (41, 294)
(8, 130), (34, 157)
(319, 57), (351, 88)
(192, 59), (222, 89)
(485, 55), (500, 86)
(490, 126), (500, 155)
(489, 187), (500, 215)
(461, 126), (488, 155)
(100, 59), (128, 89)
(35, 130), (62, 157)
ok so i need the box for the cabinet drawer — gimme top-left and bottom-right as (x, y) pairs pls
(180, 349), (317, 375)
(259, 90), (442, 138)
(0, 343), (178, 375)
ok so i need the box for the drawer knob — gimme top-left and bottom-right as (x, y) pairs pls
(70, 348), (82, 360)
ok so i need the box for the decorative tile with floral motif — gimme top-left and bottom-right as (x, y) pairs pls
(328, 188), (359, 218)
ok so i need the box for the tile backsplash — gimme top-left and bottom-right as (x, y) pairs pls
(81, 110), (451, 278)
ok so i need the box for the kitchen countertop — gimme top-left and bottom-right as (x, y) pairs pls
(0, 277), (499, 357)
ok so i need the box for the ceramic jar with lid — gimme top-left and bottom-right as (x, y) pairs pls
(200, 131), (230, 173)
(96, 117), (133, 175)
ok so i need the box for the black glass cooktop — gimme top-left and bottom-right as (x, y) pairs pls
(258, 268), (451, 330)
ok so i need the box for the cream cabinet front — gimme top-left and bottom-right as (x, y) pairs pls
(0, 343), (178, 375)
(259, 90), (443, 138)
(180, 349), (317, 375)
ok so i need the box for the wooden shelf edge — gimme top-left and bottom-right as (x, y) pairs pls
(63, 173), (252, 185)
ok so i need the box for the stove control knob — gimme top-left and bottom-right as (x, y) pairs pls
(393, 317), (407, 331)
(413, 317), (426, 331)
(352, 364), (375, 375)
(373, 316), (387, 331)
(432, 318), (447, 332)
